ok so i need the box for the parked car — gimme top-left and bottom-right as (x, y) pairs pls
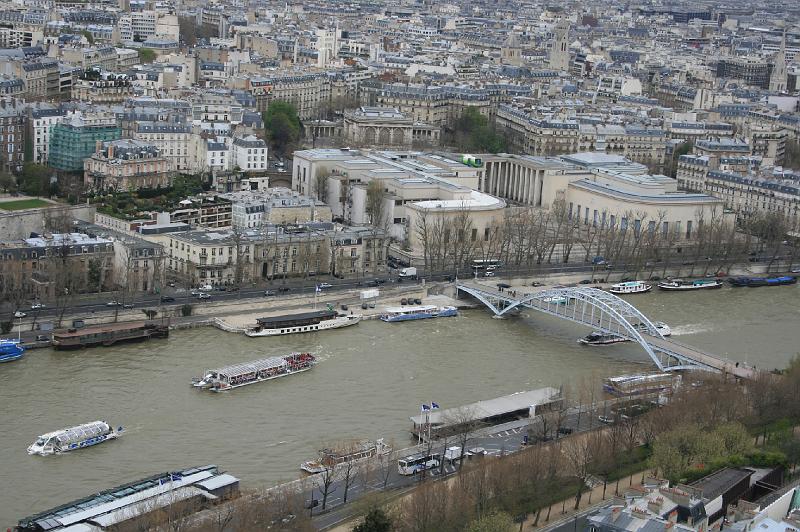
(106, 301), (121, 307)
(303, 499), (319, 510)
(414, 298), (422, 305)
(598, 416), (614, 424)
(122, 303), (134, 309)
(484, 271), (496, 277)
(199, 284), (213, 291)
(400, 298), (408, 305)
(579, 279), (592, 284)
(264, 290), (276, 297)
(197, 293), (211, 300)
(31, 303), (46, 310)
(277, 287), (291, 293)
(318, 282), (333, 289)
(341, 304), (348, 311)
(160, 296), (175, 303)
(366, 280), (379, 287)
(35, 334), (50, 342)
(14, 311), (26, 318)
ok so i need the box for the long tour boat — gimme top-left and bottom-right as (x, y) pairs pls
(0, 338), (25, 362)
(27, 421), (123, 455)
(380, 305), (458, 322)
(608, 281), (651, 295)
(192, 353), (316, 392)
(52, 321), (169, 350)
(301, 439), (391, 474)
(728, 275), (797, 287)
(603, 373), (676, 397)
(658, 278), (724, 291)
(245, 310), (360, 337)
(578, 332), (630, 345)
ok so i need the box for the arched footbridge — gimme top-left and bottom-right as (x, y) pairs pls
(456, 282), (756, 379)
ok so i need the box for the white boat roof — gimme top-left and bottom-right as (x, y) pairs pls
(212, 356), (289, 378)
(37, 421), (109, 442)
(606, 373), (672, 384)
(90, 486), (214, 527)
(612, 281), (644, 286)
(55, 470), (216, 527)
(384, 305), (438, 313)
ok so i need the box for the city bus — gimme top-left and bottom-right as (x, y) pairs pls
(397, 452), (441, 475)
(471, 259), (502, 271)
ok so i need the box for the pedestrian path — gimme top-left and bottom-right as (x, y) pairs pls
(529, 468), (655, 531)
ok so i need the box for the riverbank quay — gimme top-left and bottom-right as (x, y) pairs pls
(8, 252), (794, 341)
(13, 282), (470, 349)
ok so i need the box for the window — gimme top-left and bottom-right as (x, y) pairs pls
(686, 220), (693, 239)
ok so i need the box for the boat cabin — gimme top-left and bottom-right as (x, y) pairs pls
(255, 310), (338, 330)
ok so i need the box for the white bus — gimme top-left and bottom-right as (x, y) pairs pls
(471, 259), (502, 271)
(397, 452), (441, 475)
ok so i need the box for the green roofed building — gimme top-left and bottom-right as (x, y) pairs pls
(49, 115), (121, 172)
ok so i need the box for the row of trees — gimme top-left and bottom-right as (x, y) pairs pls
(413, 198), (799, 279)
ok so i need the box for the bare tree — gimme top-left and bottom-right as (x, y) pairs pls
(314, 173), (329, 202)
(315, 464), (338, 511)
(443, 407), (482, 470)
(563, 430), (604, 509)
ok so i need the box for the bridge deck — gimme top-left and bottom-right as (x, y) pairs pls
(457, 281), (756, 379)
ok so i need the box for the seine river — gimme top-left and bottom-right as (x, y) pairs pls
(1, 284), (798, 524)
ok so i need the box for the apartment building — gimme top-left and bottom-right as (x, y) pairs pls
(28, 104), (66, 165)
(230, 135), (268, 172)
(0, 98), (25, 174)
(0, 232), (115, 299)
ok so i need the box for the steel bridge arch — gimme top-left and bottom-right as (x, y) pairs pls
(457, 285), (669, 371)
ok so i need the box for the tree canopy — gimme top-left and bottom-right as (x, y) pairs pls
(352, 507), (394, 532)
(451, 107), (507, 153)
(138, 48), (156, 63)
(19, 163), (51, 196)
(262, 101), (302, 157)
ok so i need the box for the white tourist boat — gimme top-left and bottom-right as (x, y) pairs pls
(634, 321), (672, 337)
(603, 373), (676, 396)
(301, 439), (391, 474)
(657, 278), (723, 291)
(245, 310), (361, 337)
(27, 421), (123, 456)
(192, 353), (316, 392)
(608, 281), (652, 295)
(380, 305), (457, 322)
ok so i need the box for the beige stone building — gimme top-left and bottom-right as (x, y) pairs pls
(84, 139), (173, 192)
(343, 106), (440, 148)
(71, 70), (134, 104)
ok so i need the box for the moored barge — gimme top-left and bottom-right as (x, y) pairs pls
(52, 321), (169, 350)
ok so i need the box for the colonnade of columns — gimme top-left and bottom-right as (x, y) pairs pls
(482, 160), (544, 206)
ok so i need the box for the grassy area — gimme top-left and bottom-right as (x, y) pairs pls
(0, 198), (50, 210)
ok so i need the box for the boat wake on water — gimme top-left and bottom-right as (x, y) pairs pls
(669, 323), (712, 336)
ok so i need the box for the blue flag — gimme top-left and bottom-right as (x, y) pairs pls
(421, 404), (431, 411)
(431, 402), (440, 409)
